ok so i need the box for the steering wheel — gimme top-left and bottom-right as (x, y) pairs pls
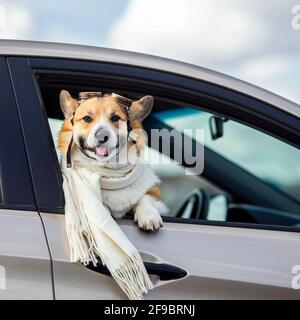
(176, 189), (210, 219)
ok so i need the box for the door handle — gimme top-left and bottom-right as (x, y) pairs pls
(85, 260), (187, 281)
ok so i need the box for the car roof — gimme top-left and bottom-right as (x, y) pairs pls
(1, 39), (299, 118)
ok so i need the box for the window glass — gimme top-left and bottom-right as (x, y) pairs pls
(154, 107), (300, 203)
(48, 118), (62, 161)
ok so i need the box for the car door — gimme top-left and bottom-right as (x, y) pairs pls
(7, 55), (300, 299)
(38, 212), (300, 299)
(0, 58), (53, 299)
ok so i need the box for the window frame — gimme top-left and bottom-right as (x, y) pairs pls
(7, 56), (300, 232)
(0, 57), (36, 211)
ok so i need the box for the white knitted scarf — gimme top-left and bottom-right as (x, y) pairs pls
(61, 148), (154, 300)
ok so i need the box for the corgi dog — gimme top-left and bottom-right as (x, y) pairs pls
(58, 90), (168, 231)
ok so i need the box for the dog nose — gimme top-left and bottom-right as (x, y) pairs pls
(95, 129), (110, 144)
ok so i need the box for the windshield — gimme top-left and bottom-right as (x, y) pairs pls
(154, 107), (300, 203)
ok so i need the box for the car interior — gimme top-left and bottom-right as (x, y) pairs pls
(37, 74), (300, 229)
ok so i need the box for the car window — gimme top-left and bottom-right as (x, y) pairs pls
(153, 107), (300, 203)
(48, 116), (223, 219)
(42, 82), (300, 229)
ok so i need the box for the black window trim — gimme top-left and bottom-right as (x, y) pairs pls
(6, 56), (300, 233)
(0, 57), (36, 211)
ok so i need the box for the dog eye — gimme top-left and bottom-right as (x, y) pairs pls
(111, 115), (121, 122)
(82, 115), (93, 123)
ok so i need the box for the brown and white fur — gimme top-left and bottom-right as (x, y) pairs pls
(58, 90), (168, 231)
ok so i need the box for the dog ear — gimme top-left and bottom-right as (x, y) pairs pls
(130, 95), (153, 121)
(59, 90), (78, 119)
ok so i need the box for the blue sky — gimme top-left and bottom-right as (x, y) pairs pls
(0, 0), (300, 103)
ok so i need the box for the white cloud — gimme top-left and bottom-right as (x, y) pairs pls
(43, 23), (80, 44)
(108, 0), (268, 65)
(108, 0), (300, 103)
(0, 5), (6, 30)
(236, 53), (300, 102)
(238, 54), (290, 80)
(42, 23), (103, 47)
(0, 4), (33, 39)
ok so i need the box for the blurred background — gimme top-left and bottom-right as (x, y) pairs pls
(0, 0), (299, 104)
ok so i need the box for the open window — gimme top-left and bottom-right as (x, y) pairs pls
(36, 72), (300, 229)
(38, 74), (225, 220)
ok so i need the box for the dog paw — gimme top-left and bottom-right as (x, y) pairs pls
(135, 212), (163, 232)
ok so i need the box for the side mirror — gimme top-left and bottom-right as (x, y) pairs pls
(209, 116), (228, 140)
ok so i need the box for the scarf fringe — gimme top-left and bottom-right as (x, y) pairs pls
(109, 253), (154, 300)
(67, 224), (153, 300)
(66, 224), (98, 266)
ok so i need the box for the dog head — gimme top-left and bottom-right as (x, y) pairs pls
(58, 90), (153, 163)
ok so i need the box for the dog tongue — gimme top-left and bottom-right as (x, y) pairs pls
(95, 147), (109, 156)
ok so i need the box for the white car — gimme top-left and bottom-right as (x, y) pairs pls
(0, 40), (300, 299)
